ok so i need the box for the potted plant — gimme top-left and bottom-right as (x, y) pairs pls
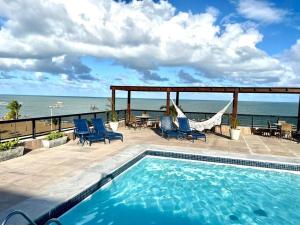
(0, 139), (24, 161)
(42, 131), (68, 148)
(109, 111), (119, 132)
(160, 105), (182, 121)
(106, 98), (119, 131)
(230, 117), (241, 140)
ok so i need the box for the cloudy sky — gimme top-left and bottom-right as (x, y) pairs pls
(0, 0), (299, 101)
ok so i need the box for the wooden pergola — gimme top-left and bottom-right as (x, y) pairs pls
(110, 86), (300, 131)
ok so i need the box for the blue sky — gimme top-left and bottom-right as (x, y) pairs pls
(0, 0), (299, 101)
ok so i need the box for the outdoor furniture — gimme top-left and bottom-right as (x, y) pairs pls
(148, 117), (160, 128)
(136, 113), (151, 127)
(261, 128), (271, 137)
(277, 120), (286, 125)
(127, 114), (142, 129)
(73, 119), (89, 142)
(274, 120), (286, 130)
(292, 131), (300, 143)
(267, 121), (280, 137)
(281, 123), (293, 139)
(160, 116), (180, 140)
(92, 118), (123, 143)
(255, 121), (281, 137)
(73, 119), (106, 146)
(251, 125), (266, 135)
(177, 117), (206, 142)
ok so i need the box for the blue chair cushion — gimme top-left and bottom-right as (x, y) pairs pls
(92, 118), (123, 142)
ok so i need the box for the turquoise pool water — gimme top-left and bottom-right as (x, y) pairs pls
(59, 157), (300, 225)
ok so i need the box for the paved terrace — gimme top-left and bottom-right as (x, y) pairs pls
(0, 128), (299, 224)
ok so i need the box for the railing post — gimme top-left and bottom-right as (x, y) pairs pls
(78, 114), (81, 119)
(106, 111), (109, 123)
(58, 117), (62, 132)
(32, 119), (36, 139)
(228, 114), (230, 125)
(116, 110), (120, 121)
(94, 113), (97, 119)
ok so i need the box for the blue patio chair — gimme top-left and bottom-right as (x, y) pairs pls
(92, 118), (123, 143)
(177, 117), (206, 142)
(73, 119), (106, 146)
(160, 116), (180, 140)
(73, 119), (84, 140)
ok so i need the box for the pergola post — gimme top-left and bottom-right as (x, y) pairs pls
(127, 91), (131, 124)
(232, 89), (239, 128)
(176, 91), (180, 106)
(111, 88), (115, 112)
(166, 90), (170, 115)
(297, 95), (300, 132)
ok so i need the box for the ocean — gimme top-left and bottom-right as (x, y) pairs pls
(0, 95), (298, 118)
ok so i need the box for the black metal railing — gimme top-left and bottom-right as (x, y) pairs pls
(0, 109), (297, 141)
(130, 109), (297, 128)
(0, 110), (125, 141)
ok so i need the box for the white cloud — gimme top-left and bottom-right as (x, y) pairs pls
(35, 72), (46, 81)
(237, 0), (288, 24)
(279, 39), (300, 85)
(0, 0), (297, 85)
(60, 74), (70, 82)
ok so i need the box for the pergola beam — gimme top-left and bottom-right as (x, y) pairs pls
(110, 86), (300, 94)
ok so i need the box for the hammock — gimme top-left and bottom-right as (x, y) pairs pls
(171, 99), (233, 132)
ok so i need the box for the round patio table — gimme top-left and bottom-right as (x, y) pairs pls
(136, 115), (151, 127)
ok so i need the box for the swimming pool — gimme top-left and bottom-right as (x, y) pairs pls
(56, 155), (300, 225)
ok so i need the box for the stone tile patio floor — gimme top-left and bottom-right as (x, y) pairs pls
(0, 127), (299, 223)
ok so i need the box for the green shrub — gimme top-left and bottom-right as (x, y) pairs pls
(231, 117), (240, 129)
(0, 139), (19, 151)
(106, 97), (118, 122)
(110, 111), (118, 122)
(46, 131), (65, 141)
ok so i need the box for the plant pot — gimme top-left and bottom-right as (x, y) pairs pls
(42, 136), (68, 148)
(230, 128), (241, 140)
(0, 146), (24, 162)
(109, 121), (119, 132)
